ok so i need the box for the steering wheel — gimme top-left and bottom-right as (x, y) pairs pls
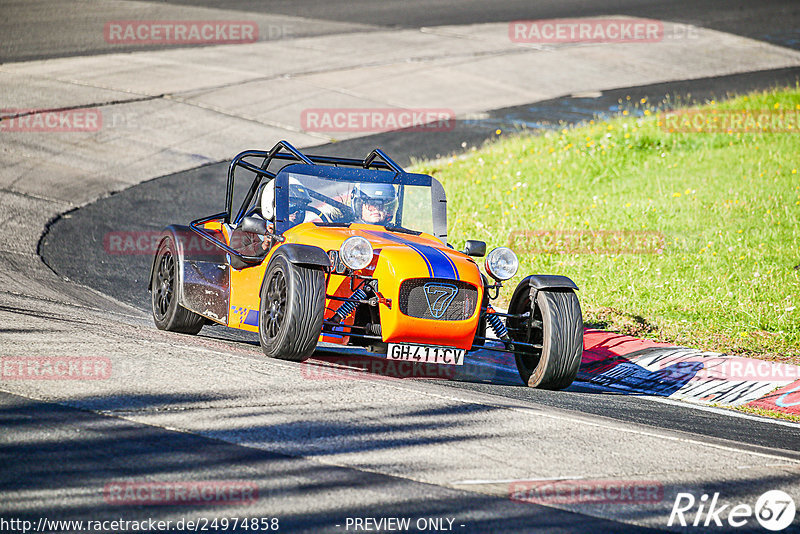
(304, 205), (332, 223)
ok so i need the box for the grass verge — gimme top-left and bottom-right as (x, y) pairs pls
(414, 86), (800, 363)
(732, 405), (800, 424)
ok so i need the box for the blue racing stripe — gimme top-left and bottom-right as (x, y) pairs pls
(367, 231), (458, 280)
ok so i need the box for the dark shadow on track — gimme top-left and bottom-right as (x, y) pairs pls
(0, 391), (662, 533)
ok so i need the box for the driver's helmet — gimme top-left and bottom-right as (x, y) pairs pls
(261, 176), (312, 221)
(351, 182), (398, 224)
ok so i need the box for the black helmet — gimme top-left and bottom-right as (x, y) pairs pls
(352, 182), (398, 221)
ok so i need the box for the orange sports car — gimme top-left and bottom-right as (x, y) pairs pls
(149, 141), (583, 389)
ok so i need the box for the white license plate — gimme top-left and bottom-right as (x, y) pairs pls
(386, 343), (465, 365)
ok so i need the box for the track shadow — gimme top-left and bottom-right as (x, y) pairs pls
(0, 391), (661, 533)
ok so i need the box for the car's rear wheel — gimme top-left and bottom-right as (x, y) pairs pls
(507, 288), (583, 389)
(151, 237), (205, 334)
(258, 254), (325, 361)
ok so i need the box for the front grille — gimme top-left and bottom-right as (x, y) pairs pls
(398, 278), (478, 321)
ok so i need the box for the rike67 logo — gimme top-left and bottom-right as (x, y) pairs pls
(669, 490), (796, 531)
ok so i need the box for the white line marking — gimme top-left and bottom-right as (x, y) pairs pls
(453, 476), (584, 485)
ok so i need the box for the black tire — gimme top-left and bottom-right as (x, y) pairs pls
(508, 288), (583, 389)
(258, 253), (325, 361)
(151, 237), (205, 334)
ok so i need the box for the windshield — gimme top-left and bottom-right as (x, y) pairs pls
(267, 164), (448, 243)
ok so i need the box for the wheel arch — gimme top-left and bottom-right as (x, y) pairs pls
(258, 243), (330, 296)
(508, 274), (579, 313)
(148, 225), (190, 307)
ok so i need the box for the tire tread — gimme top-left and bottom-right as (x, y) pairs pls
(537, 290), (583, 389)
(151, 237), (204, 335)
(259, 255), (324, 361)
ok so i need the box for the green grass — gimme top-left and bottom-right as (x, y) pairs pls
(413, 86), (800, 363)
(732, 405), (800, 424)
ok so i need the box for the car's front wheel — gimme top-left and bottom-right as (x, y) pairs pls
(258, 254), (325, 361)
(151, 237), (205, 334)
(507, 288), (583, 389)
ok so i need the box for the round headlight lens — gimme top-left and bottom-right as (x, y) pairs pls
(485, 247), (519, 281)
(340, 236), (374, 270)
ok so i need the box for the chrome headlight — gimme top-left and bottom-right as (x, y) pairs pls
(340, 236), (374, 270)
(485, 247), (519, 281)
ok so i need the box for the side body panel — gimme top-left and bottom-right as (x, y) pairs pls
(178, 222), (230, 325)
(228, 259), (267, 332)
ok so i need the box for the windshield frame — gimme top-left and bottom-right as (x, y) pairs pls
(264, 163), (448, 243)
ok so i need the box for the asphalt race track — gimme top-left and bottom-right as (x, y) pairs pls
(2, 0), (799, 62)
(4, 1), (800, 533)
(39, 68), (800, 452)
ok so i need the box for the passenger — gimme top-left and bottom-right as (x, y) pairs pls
(350, 183), (398, 225)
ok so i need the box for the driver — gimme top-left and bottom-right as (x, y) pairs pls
(351, 183), (398, 225)
(261, 176), (313, 229)
(234, 177), (314, 257)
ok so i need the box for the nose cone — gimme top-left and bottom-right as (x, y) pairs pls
(371, 240), (484, 350)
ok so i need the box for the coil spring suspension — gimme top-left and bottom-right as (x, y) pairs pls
(333, 287), (368, 322)
(486, 312), (510, 340)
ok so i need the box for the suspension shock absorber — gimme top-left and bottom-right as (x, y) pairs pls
(486, 306), (513, 349)
(332, 287), (368, 322)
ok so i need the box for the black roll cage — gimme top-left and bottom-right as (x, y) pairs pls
(188, 140), (415, 264)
